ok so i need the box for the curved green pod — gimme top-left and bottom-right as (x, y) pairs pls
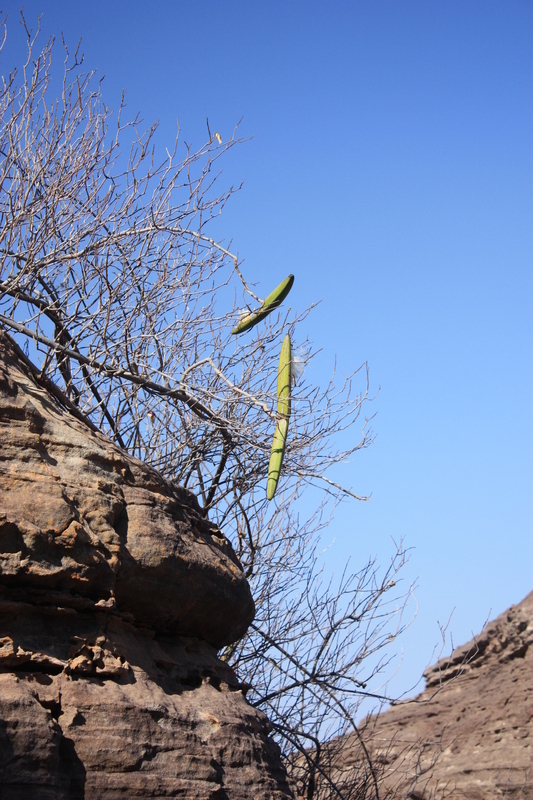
(267, 418), (289, 500)
(277, 333), (291, 418)
(231, 274), (294, 335)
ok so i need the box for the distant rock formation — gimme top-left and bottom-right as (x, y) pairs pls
(0, 329), (294, 799)
(325, 591), (533, 799)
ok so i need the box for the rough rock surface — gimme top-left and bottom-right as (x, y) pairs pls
(333, 591), (533, 799)
(0, 330), (294, 799)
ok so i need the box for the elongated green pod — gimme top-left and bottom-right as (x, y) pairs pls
(267, 417), (289, 500)
(231, 274), (294, 335)
(277, 333), (291, 418)
(266, 334), (292, 500)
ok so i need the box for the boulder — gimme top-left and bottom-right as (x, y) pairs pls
(0, 329), (294, 799)
(327, 591), (533, 799)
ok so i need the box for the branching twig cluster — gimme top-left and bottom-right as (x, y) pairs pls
(0, 15), (415, 798)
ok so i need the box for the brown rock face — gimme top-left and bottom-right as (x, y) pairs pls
(0, 330), (253, 648)
(330, 592), (533, 799)
(0, 330), (294, 799)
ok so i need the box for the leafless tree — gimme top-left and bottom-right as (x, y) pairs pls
(0, 14), (415, 798)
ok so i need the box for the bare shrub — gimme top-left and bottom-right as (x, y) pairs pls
(0, 14), (414, 797)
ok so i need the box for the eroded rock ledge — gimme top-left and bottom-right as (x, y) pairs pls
(327, 590), (533, 800)
(0, 330), (294, 799)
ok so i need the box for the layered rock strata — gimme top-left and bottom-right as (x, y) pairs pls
(329, 591), (533, 799)
(0, 329), (294, 799)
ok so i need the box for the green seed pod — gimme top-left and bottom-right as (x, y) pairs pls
(231, 274), (294, 335)
(277, 333), (291, 418)
(266, 333), (293, 500)
(267, 418), (289, 500)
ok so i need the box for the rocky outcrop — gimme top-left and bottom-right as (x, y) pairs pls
(329, 591), (533, 799)
(0, 329), (294, 799)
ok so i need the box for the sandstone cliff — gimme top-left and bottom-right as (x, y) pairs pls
(0, 329), (294, 799)
(327, 591), (533, 799)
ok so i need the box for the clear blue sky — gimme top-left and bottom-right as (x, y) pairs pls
(3, 1), (531, 701)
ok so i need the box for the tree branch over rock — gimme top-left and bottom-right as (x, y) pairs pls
(0, 14), (415, 798)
